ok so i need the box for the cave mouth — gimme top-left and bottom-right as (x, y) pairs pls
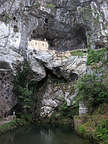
(72, 24), (89, 48)
(30, 23), (89, 52)
(44, 23), (88, 52)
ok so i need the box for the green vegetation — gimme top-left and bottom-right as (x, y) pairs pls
(75, 74), (108, 110)
(96, 120), (108, 144)
(0, 119), (27, 135)
(58, 101), (78, 118)
(33, 2), (40, 8)
(73, 47), (108, 143)
(87, 49), (106, 65)
(75, 109), (108, 144)
(46, 4), (56, 8)
(13, 61), (37, 116)
(20, 114), (32, 122)
(74, 69), (108, 143)
(79, 125), (86, 134)
(70, 50), (86, 56)
(50, 100), (78, 126)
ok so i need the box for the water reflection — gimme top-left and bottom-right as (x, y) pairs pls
(0, 125), (90, 144)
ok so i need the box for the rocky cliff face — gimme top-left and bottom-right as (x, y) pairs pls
(0, 70), (15, 117)
(0, 0), (108, 118)
(1, 0), (108, 52)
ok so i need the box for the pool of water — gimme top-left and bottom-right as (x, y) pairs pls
(0, 125), (90, 144)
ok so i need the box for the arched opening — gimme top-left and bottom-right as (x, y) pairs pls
(72, 24), (89, 49)
(29, 23), (90, 52)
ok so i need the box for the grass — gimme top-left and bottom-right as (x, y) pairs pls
(87, 49), (106, 65)
(46, 4), (56, 8)
(70, 50), (86, 56)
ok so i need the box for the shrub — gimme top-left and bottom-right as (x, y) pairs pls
(13, 61), (37, 114)
(96, 120), (108, 143)
(70, 50), (86, 56)
(58, 101), (78, 118)
(79, 126), (85, 134)
(75, 74), (108, 110)
(87, 49), (106, 65)
(46, 4), (56, 8)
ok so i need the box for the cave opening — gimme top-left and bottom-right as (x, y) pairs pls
(30, 23), (89, 52)
(73, 24), (89, 49)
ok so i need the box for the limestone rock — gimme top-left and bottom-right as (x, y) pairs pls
(0, 0), (108, 119)
(29, 56), (46, 81)
(0, 22), (23, 117)
(0, 71), (16, 117)
(28, 47), (87, 80)
(39, 79), (76, 118)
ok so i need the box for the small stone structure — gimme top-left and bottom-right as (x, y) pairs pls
(28, 40), (49, 51)
(79, 103), (88, 115)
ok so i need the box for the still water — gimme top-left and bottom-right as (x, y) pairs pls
(0, 125), (90, 144)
